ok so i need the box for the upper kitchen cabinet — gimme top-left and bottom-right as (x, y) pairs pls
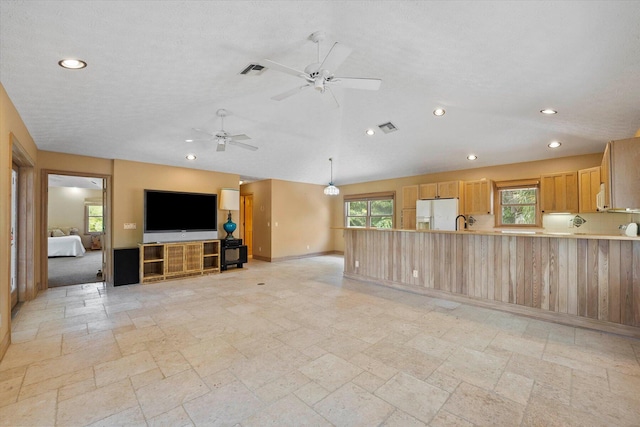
(401, 185), (419, 230)
(601, 137), (640, 210)
(464, 180), (493, 215)
(578, 166), (601, 213)
(540, 172), (578, 213)
(402, 185), (419, 209)
(419, 181), (462, 200)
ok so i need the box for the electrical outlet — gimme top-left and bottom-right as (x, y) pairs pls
(413, 270), (418, 278)
(306, 245), (310, 250)
(355, 260), (359, 268)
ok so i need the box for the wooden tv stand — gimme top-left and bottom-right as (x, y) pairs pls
(139, 240), (220, 284)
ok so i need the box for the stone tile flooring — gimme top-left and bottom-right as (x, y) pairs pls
(1, 255), (640, 426)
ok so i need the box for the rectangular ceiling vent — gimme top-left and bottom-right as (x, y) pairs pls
(239, 63), (266, 76)
(378, 122), (398, 134)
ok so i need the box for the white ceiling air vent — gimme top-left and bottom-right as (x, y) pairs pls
(378, 122), (398, 134)
(239, 63), (266, 76)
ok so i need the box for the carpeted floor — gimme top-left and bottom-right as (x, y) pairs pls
(48, 250), (103, 287)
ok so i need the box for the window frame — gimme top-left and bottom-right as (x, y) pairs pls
(344, 191), (395, 229)
(494, 179), (541, 228)
(84, 203), (104, 234)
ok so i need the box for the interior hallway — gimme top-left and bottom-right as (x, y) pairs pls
(1, 255), (639, 426)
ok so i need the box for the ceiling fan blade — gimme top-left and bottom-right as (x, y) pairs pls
(228, 140), (258, 151)
(192, 128), (215, 137)
(325, 86), (340, 109)
(188, 138), (214, 142)
(228, 134), (250, 141)
(319, 42), (352, 73)
(216, 141), (226, 152)
(271, 84), (311, 101)
(333, 77), (382, 90)
(262, 59), (308, 78)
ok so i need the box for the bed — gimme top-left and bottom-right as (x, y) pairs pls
(48, 235), (86, 257)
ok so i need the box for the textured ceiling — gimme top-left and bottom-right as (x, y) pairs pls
(1, 1), (639, 186)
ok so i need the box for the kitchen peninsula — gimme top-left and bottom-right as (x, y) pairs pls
(343, 228), (640, 338)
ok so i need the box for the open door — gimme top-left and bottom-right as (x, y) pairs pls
(241, 194), (253, 257)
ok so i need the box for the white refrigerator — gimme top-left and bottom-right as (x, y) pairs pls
(416, 198), (459, 231)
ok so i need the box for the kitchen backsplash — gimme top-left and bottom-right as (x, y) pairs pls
(468, 212), (640, 236)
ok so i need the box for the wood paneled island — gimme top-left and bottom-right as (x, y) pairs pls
(343, 228), (640, 338)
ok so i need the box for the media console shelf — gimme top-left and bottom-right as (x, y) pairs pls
(139, 240), (220, 284)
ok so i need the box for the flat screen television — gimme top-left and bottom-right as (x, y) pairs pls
(143, 189), (218, 243)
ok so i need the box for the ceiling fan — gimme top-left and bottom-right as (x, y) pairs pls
(191, 109), (258, 152)
(262, 31), (382, 105)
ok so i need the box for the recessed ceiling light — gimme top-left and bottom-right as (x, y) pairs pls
(58, 59), (87, 69)
(186, 154), (196, 160)
(540, 109), (557, 115)
(548, 141), (562, 148)
(433, 108), (446, 116)
(185, 139), (194, 142)
(365, 129), (375, 136)
(467, 154), (477, 160)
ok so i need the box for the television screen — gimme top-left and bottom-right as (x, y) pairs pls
(144, 190), (217, 232)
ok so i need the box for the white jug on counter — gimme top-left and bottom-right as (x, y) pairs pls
(620, 223), (638, 237)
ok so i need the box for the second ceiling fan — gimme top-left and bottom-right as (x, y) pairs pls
(191, 109), (257, 152)
(262, 31), (382, 104)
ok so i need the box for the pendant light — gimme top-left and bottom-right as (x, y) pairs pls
(324, 158), (340, 196)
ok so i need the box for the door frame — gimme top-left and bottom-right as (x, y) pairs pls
(10, 133), (36, 302)
(41, 170), (112, 288)
(240, 193), (253, 257)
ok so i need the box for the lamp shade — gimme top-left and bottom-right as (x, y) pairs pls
(219, 188), (240, 211)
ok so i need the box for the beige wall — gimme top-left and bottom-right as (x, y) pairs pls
(112, 159), (239, 248)
(331, 153), (604, 252)
(0, 83), (39, 358)
(271, 179), (333, 260)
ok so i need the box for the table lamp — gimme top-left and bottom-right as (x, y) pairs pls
(219, 188), (239, 240)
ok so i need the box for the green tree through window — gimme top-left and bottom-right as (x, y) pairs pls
(345, 195), (394, 228)
(86, 205), (103, 233)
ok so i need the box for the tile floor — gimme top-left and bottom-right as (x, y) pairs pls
(1, 255), (640, 426)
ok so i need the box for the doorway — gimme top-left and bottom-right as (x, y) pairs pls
(44, 173), (109, 287)
(240, 194), (253, 257)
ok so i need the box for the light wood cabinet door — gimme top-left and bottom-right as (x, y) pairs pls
(540, 172), (578, 213)
(419, 181), (461, 199)
(601, 142), (611, 209)
(402, 208), (416, 230)
(606, 137), (640, 209)
(402, 185), (419, 209)
(418, 183), (437, 200)
(578, 166), (601, 213)
(437, 181), (461, 199)
(464, 180), (492, 215)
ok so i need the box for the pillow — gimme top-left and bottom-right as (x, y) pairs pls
(51, 229), (65, 237)
(59, 226), (72, 235)
(69, 228), (79, 235)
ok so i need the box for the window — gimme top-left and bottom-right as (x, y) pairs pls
(495, 180), (539, 227)
(85, 204), (103, 234)
(345, 192), (395, 229)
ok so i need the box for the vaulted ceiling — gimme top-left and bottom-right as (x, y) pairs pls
(2, 1), (639, 186)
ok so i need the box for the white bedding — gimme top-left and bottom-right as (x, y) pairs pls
(48, 235), (86, 257)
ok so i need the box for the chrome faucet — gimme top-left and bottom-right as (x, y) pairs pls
(455, 214), (467, 231)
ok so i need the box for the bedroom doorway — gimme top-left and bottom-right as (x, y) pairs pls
(45, 173), (109, 288)
(240, 193), (253, 257)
